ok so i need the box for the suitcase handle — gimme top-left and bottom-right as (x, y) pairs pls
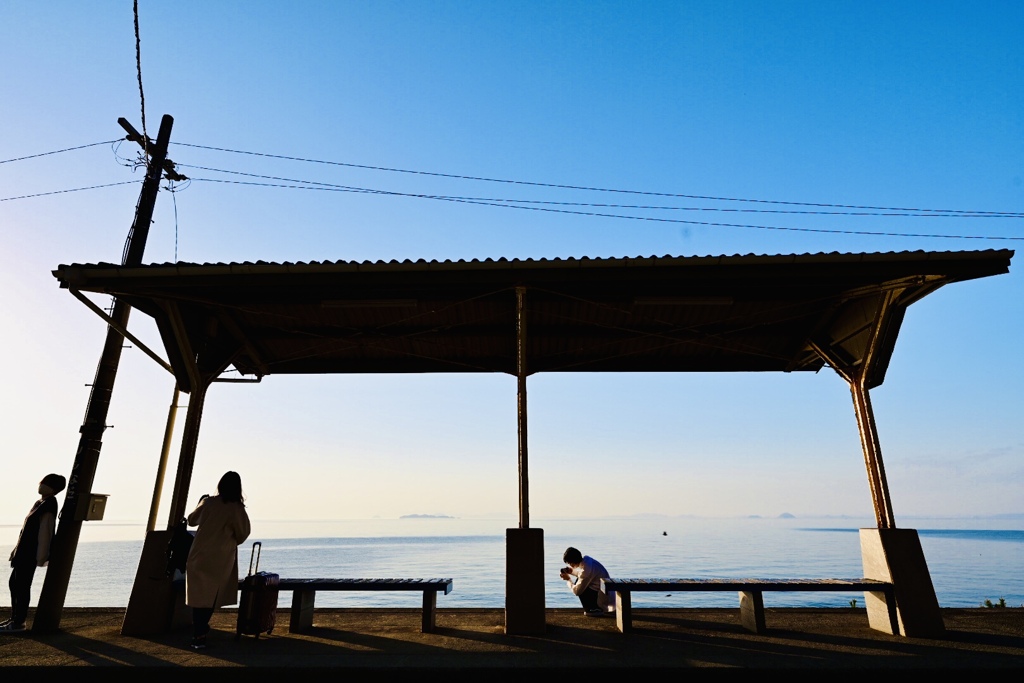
(248, 541), (261, 576)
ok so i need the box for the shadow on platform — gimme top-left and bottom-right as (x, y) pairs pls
(1, 607), (1022, 677)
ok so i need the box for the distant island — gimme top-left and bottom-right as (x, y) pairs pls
(778, 512), (796, 519)
(399, 514), (455, 519)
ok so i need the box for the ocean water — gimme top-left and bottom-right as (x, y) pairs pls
(1, 516), (1021, 610)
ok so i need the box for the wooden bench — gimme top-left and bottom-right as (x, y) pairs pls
(276, 578), (454, 633)
(601, 578), (898, 635)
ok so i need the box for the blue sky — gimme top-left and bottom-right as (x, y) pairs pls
(1, 2), (1021, 530)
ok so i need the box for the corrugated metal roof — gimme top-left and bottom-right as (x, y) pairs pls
(54, 250), (1013, 393)
(59, 248), (1013, 273)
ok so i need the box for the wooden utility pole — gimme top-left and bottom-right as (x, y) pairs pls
(33, 114), (179, 632)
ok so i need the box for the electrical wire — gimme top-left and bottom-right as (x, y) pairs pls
(177, 163), (1022, 219)
(0, 141), (120, 165)
(187, 176), (1024, 241)
(166, 179), (189, 261)
(133, 0), (148, 154)
(112, 139), (148, 171)
(173, 141), (1024, 217)
(0, 181), (142, 202)
(2, 140), (1019, 241)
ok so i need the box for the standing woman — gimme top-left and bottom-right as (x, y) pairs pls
(2, 474), (65, 632)
(185, 471), (250, 649)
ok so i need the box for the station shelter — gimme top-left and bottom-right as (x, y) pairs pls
(48, 249), (1013, 636)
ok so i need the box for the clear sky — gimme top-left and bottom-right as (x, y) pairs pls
(1, 2), (1021, 530)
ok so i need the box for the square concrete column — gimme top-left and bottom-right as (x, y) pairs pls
(505, 527), (545, 635)
(860, 527), (945, 638)
(121, 529), (191, 635)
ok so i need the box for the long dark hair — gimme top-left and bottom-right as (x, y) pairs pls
(217, 471), (245, 505)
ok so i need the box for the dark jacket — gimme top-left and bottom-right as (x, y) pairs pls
(10, 496), (57, 567)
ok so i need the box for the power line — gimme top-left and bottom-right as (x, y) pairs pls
(133, 0), (148, 152)
(0, 181), (141, 202)
(0, 141), (120, 165)
(167, 179), (189, 261)
(177, 163), (1023, 219)
(173, 141), (1024, 217)
(4, 139), (1021, 220)
(188, 177), (1024, 241)
(3, 140), (1019, 241)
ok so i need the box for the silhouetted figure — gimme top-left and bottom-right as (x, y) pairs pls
(559, 546), (615, 616)
(2, 474), (65, 633)
(185, 471), (250, 649)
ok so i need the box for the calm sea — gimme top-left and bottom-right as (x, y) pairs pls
(2, 516), (1021, 610)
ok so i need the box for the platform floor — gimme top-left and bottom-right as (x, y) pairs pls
(2, 607), (1023, 676)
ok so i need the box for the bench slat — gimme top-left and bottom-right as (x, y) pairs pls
(276, 578), (453, 592)
(257, 577), (454, 635)
(602, 578), (889, 593)
(601, 578), (897, 636)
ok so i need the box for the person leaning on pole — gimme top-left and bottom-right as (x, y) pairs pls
(2, 473), (66, 633)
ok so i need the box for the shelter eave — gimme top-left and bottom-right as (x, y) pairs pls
(52, 250), (1013, 391)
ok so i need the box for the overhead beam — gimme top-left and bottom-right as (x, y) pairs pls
(68, 287), (174, 375)
(214, 309), (271, 377)
(163, 300), (201, 394)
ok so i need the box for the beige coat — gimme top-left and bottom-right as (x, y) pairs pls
(185, 495), (251, 608)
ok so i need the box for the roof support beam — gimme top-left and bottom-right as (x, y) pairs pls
(165, 380), (210, 529)
(68, 287), (174, 375)
(146, 386), (180, 533)
(164, 300), (201, 394)
(810, 288), (904, 530)
(505, 285), (546, 636)
(516, 286), (530, 530)
(214, 308), (270, 377)
(851, 379), (895, 529)
(123, 307), (242, 635)
(121, 377), (209, 636)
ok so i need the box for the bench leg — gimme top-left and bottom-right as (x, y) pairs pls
(615, 591), (632, 633)
(739, 590), (765, 634)
(290, 590), (316, 633)
(422, 591), (437, 633)
(884, 588), (900, 636)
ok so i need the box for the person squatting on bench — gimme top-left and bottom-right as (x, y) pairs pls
(560, 547), (615, 617)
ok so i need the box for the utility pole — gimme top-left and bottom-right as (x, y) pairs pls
(34, 114), (182, 632)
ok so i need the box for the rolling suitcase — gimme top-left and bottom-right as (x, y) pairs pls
(236, 541), (279, 639)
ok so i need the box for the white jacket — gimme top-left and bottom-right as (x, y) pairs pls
(567, 555), (615, 612)
(185, 495), (251, 608)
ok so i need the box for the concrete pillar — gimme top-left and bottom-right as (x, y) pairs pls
(505, 527), (546, 635)
(119, 529), (190, 636)
(860, 528), (945, 637)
